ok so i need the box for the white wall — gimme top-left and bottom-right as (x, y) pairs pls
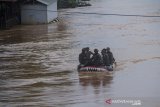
(47, 0), (57, 23)
(21, 4), (47, 24)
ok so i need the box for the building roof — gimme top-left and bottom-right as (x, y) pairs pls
(37, 0), (57, 5)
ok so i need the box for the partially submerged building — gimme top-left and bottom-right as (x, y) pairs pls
(21, 0), (58, 24)
(0, 0), (58, 29)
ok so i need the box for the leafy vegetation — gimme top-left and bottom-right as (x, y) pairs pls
(58, 0), (77, 9)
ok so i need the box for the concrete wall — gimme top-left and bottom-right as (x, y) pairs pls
(21, 4), (47, 24)
(47, 0), (57, 23)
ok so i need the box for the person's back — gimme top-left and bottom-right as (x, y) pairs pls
(91, 49), (102, 66)
(101, 49), (110, 66)
(79, 48), (87, 66)
(106, 47), (115, 65)
(85, 47), (93, 65)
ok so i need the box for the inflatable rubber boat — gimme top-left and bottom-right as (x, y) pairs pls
(77, 64), (115, 72)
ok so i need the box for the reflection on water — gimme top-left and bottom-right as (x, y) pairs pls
(79, 73), (113, 95)
(0, 0), (160, 107)
(79, 73), (113, 87)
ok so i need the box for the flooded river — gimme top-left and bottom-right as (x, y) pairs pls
(0, 0), (160, 107)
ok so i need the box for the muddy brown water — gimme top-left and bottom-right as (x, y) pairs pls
(0, 0), (160, 107)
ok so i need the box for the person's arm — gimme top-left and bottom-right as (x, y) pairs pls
(113, 56), (115, 62)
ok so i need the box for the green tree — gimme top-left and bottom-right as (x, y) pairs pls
(58, 0), (77, 9)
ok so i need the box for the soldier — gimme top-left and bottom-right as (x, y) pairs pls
(91, 49), (102, 66)
(85, 47), (93, 66)
(106, 47), (115, 65)
(79, 48), (88, 66)
(101, 48), (110, 66)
